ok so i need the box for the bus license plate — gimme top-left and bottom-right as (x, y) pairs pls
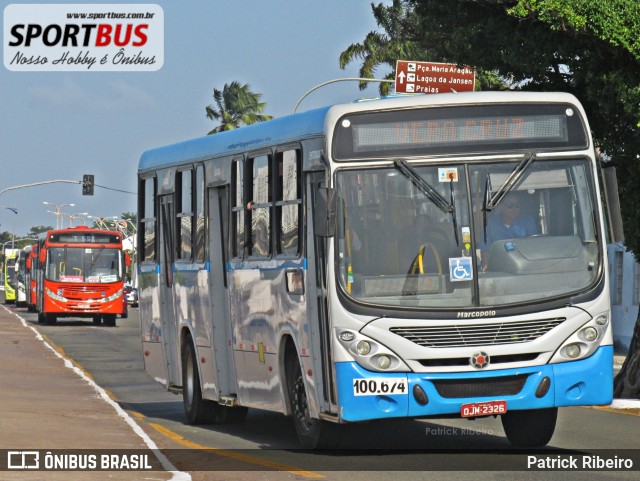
(460, 400), (507, 417)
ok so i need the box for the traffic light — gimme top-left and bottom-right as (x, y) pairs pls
(82, 174), (94, 195)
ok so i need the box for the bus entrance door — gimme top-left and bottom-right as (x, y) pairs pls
(158, 195), (180, 388)
(203, 186), (237, 401)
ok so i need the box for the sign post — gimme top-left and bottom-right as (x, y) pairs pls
(395, 60), (475, 94)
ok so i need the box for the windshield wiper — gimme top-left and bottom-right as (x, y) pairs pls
(482, 152), (536, 244)
(89, 246), (105, 273)
(485, 152), (537, 211)
(393, 159), (459, 245)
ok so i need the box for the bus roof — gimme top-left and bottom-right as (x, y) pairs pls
(42, 226), (123, 242)
(138, 105), (331, 173)
(138, 91), (585, 173)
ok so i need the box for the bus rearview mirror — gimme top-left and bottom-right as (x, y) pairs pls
(314, 187), (337, 237)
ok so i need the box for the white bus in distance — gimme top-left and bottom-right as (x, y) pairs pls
(137, 91), (613, 449)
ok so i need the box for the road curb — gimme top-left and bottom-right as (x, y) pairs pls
(1, 304), (191, 481)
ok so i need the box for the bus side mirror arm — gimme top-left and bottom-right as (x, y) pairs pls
(314, 187), (337, 237)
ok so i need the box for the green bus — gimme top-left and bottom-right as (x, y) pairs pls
(3, 248), (19, 304)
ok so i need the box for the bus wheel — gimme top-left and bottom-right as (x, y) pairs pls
(182, 339), (217, 424)
(37, 312), (45, 324)
(103, 314), (116, 327)
(501, 407), (557, 447)
(286, 356), (332, 449)
(45, 313), (57, 325)
(93, 315), (102, 325)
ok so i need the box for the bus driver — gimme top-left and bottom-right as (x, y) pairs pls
(486, 193), (539, 245)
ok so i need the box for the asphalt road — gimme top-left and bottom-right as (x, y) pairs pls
(5, 299), (640, 480)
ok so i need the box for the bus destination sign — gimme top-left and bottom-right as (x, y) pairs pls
(395, 60), (475, 94)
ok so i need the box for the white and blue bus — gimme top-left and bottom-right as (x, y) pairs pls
(138, 91), (613, 448)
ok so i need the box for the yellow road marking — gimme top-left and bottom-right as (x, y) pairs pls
(40, 332), (95, 381)
(148, 422), (324, 478)
(591, 405), (640, 416)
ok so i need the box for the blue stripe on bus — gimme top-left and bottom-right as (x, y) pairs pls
(173, 262), (208, 272)
(335, 345), (613, 422)
(227, 258), (307, 272)
(139, 260), (303, 275)
(139, 264), (160, 274)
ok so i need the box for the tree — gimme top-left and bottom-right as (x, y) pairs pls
(508, 0), (640, 64)
(339, 1), (508, 95)
(339, 0), (425, 95)
(344, 0), (640, 396)
(28, 225), (53, 238)
(205, 81), (272, 135)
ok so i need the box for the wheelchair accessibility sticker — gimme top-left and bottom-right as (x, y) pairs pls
(449, 257), (473, 282)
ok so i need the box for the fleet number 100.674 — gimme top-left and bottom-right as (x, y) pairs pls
(353, 378), (407, 396)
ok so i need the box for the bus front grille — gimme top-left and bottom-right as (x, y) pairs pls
(390, 318), (565, 348)
(432, 374), (528, 399)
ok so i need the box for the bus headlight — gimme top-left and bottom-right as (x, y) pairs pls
(356, 341), (371, 355)
(375, 355), (392, 370)
(564, 344), (581, 358)
(582, 327), (598, 342)
(45, 287), (67, 302)
(96, 288), (123, 303)
(334, 328), (409, 373)
(550, 312), (610, 364)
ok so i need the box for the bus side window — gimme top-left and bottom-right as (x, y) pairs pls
(275, 149), (301, 257)
(194, 165), (206, 262)
(231, 159), (245, 259)
(248, 154), (272, 257)
(177, 169), (194, 261)
(139, 176), (157, 262)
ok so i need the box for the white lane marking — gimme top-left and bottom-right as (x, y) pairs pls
(3, 305), (191, 481)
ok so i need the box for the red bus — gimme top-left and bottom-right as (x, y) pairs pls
(25, 243), (39, 312)
(34, 226), (130, 326)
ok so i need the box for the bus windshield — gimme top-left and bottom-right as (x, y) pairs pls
(46, 247), (123, 283)
(335, 157), (600, 309)
(6, 257), (18, 289)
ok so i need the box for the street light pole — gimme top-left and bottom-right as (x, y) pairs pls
(43, 202), (75, 230)
(62, 212), (89, 227)
(1, 206), (18, 249)
(88, 215), (118, 230)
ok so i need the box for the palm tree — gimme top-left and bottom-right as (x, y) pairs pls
(339, 0), (424, 96)
(205, 81), (272, 135)
(339, 0), (507, 95)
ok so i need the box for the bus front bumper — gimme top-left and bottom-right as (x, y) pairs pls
(335, 345), (613, 422)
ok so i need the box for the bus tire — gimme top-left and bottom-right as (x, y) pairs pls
(182, 339), (217, 424)
(103, 314), (117, 327)
(501, 407), (557, 447)
(37, 312), (45, 324)
(93, 315), (102, 325)
(286, 355), (333, 449)
(44, 313), (57, 325)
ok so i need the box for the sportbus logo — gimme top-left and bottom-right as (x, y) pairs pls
(3, 4), (163, 71)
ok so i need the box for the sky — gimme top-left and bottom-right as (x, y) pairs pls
(0, 0), (387, 237)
